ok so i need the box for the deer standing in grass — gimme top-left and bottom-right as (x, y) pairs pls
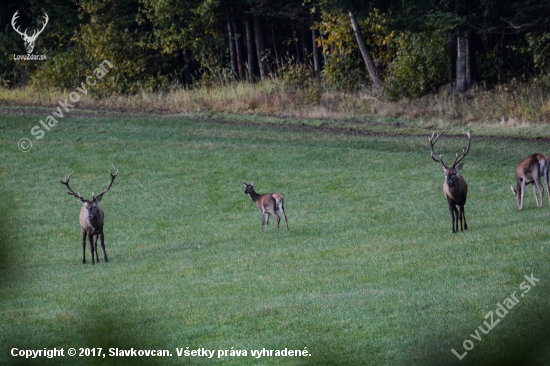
(240, 181), (288, 232)
(510, 153), (550, 210)
(429, 131), (471, 233)
(60, 165), (118, 264)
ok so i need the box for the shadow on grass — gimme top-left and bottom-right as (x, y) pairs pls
(412, 278), (550, 366)
(0, 189), (13, 281)
(0, 190), (171, 366)
(4, 312), (167, 366)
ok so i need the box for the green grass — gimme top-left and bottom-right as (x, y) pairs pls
(0, 111), (549, 365)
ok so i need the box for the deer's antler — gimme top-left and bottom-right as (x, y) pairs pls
(428, 131), (448, 168)
(93, 165), (118, 200)
(60, 172), (89, 202)
(452, 131), (471, 168)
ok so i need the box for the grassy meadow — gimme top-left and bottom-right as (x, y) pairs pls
(0, 110), (549, 365)
(3, 80), (550, 124)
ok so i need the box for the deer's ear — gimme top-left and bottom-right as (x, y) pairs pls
(250, 181), (255, 187)
(455, 163), (464, 171)
(94, 195), (103, 203)
(240, 182), (247, 187)
(510, 185), (517, 195)
(79, 197), (88, 204)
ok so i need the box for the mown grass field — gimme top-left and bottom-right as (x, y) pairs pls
(0, 111), (549, 365)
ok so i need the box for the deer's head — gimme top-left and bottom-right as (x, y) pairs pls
(443, 164), (464, 187)
(60, 165), (118, 221)
(240, 181), (255, 195)
(80, 196), (103, 221)
(429, 131), (471, 187)
(11, 11), (49, 54)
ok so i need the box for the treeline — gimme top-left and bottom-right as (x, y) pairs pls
(1, 0), (549, 99)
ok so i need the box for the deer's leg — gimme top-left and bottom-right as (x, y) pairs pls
(532, 169), (542, 207)
(88, 233), (95, 265)
(278, 203), (289, 231)
(81, 229), (87, 264)
(535, 175), (544, 207)
(462, 205), (467, 230)
(520, 180), (526, 210)
(456, 206), (464, 231)
(93, 235), (100, 263)
(99, 233), (108, 262)
(544, 167), (550, 205)
(265, 212), (270, 231)
(260, 211), (265, 232)
(532, 181), (541, 207)
(272, 211), (281, 232)
(453, 206), (459, 233)
(540, 180), (545, 207)
(449, 203), (457, 233)
(458, 205), (466, 231)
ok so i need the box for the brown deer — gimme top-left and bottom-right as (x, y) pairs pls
(240, 181), (289, 232)
(510, 153), (550, 210)
(429, 131), (471, 233)
(60, 165), (118, 264)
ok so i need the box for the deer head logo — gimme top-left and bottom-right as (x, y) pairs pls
(11, 11), (49, 54)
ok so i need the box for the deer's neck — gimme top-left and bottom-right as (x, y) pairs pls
(248, 190), (261, 204)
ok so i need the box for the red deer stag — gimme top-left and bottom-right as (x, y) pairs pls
(429, 131), (471, 233)
(60, 165), (118, 264)
(240, 181), (288, 232)
(510, 153), (550, 210)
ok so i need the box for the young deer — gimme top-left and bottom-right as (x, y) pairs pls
(240, 181), (288, 232)
(60, 165), (118, 264)
(429, 131), (471, 233)
(510, 153), (550, 210)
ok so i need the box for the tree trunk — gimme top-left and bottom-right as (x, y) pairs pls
(448, 33), (457, 82)
(292, 21), (301, 63)
(254, 15), (268, 81)
(320, 32), (327, 64)
(183, 48), (192, 86)
(233, 21), (245, 78)
(270, 22), (279, 61)
(226, 11), (238, 78)
(300, 28), (311, 65)
(312, 27), (322, 74)
(245, 15), (258, 80)
(348, 11), (383, 91)
(455, 34), (471, 94)
(231, 8), (245, 77)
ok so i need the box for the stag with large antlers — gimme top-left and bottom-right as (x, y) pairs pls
(11, 11), (49, 54)
(240, 181), (289, 232)
(60, 165), (118, 264)
(510, 153), (550, 210)
(429, 131), (471, 233)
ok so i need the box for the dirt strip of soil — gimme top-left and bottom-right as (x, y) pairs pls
(1, 106), (549, 143)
